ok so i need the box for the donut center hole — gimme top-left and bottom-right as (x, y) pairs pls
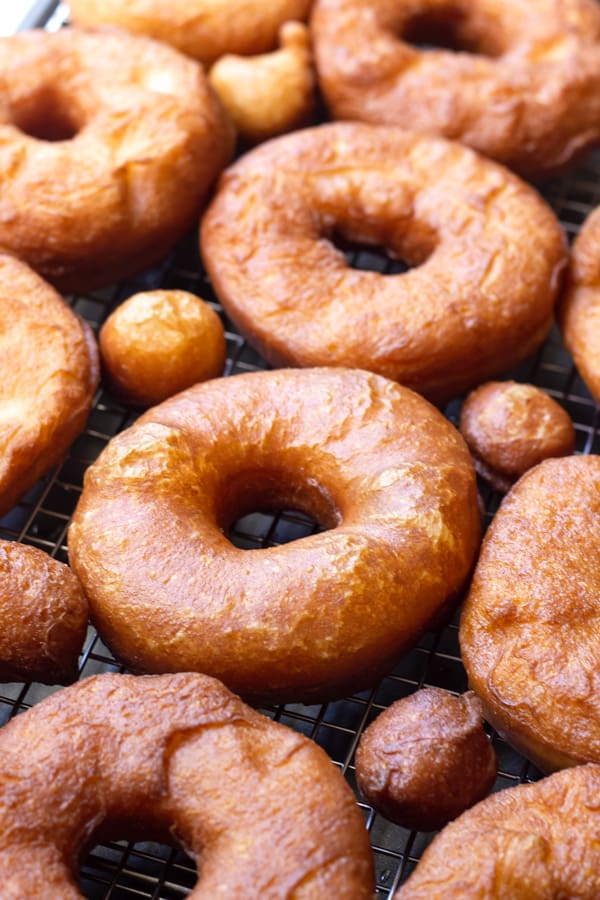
(80, 839), (197, 897)
(11, 88), (82, 142)
(328, 221), (436, 275)
(401, 6), (503, 57)
(331, 231), (412, 275)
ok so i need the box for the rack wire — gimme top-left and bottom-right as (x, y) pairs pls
(2, 3), (600, 896)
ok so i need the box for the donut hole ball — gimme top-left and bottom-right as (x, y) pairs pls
(355, 688), (497, 832)
(99, 290), (226, 407)
(459, 380), (575, 493)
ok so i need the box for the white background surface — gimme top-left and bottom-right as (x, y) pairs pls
(0, 1), (37, 35)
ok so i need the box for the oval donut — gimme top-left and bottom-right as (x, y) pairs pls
(0, 27), (233, 292)
(0, 671), (375, 898)
(68, 367), (481, 704)
(460, 454), (600, 772)
(68, 0), (313, 66)
(396, 764), (600, 898)
(200, 123), (566, 404)
(311, 0), (600, 180)
(0, 254), (98, 517)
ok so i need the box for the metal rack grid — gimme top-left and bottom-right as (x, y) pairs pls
(2, 3), (600, 897)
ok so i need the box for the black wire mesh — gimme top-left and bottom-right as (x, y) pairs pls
(2, 3), (600, 897)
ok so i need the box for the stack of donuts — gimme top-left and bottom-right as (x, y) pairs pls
(1, 0), (600, 896)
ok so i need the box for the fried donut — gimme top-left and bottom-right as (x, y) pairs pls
(0, 27), (233, 292)
(68, 0), (313, 67)
(460, 454), (600, 772)
(0, 254), (98, 518)
(396, 764), (600, 898)
(201, 124), (566, 404)
(0, 671), (375, 897)
(355, 688), (497, 831)
(209, 22), (316, 144)
(559, 205), (600, 405)
(459, 381), (575, 492)
(68, 367), (481, 704)
(0, 541), (88, 685)
(311, 0), (600, 181)
(99, 290), (226, 407)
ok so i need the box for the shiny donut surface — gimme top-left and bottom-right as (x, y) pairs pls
(311, 0), (600, 180)
(68, 367), (481, 704)
(201, 123), (566, 404)
(0, 27), (233, 291)
(0, 671), (375, 898)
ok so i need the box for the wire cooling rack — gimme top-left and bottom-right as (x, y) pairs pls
(2, 3), (600, 897)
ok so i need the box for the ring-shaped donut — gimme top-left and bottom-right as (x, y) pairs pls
(200, 123), (566, 404)
(0, 672), (375, 898)
(311, 0), (600, 180)
(0, 27), (233, 292)
(68, 367), (481, 704)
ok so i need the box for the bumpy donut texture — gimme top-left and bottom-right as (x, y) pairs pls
(99, 290), (226, 407)
(0, 671), (375, 898)
(201, 123), (566, 404)
(460, 455), (600, 772)
(396, 764), (600, 898)
(559, 205), (600, 405)
(0, 541), (88, 685)
(68, 0), (313, 66)
(355, 688), (497, 831)
(0, 27), (233, 292)
(0, 254), (98, 517)
(311, 0), (600, 181)
(459, 381), (575, 492)
(68, 368), (481, 704)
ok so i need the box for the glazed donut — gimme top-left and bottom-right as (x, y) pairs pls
(99, 290), (226, 407)
(396, 764), (600, 898)
(355, 688), (497, 831)
(200, 123), (566, 404)
(460, 454), (600, 772)
(68, 0), (313, 67)
(0, 27), (233, 292)
(459, 381), (575, 492)
(68, 367), (481, 704)
(0, 541), (88, 685)
(0, 671), (375, 898)
(559, 205), (600, 405)
(311, 0), (600, 181)
(0, 254), (98, 518)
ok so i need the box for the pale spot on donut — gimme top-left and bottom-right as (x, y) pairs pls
(142, 67), (180, 97)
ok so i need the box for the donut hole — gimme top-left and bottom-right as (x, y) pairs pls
(328, 221), (436, 275)
(401, 6), (504, 57)
(10, 87), (83, 142)
(80, 839), (197, 897)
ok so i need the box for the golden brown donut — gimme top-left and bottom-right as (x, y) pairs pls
(559, 205), (600, 405)
(396, 764), (600, 898)
(200, 123), (566, 404)
(459, 381), (575, 492)
(0, 27), (233, 292)
(0, 671), (375, 898)
(0, 254), (98, 518)
(355, 688), (497, 831)
(0, 541), (88, 685)
(208, 22), (316, 144)
(68, 367), (481, 704)
(311, 0), (600, 181)
(99, 289), (226, 407)
(68, 0), (313, 67)
(460, 454), (600, 772)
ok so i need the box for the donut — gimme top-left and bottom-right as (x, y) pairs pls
(0, 27), (233, 292)
(460, 454), (600, 772)
(208, 22), (316, 144)
(559, 205), (600, 405)
(200, 123), (566, 404)
(68, 367), (481, 704)
(310, 0), (600, 181)
(67, 0), (313, 67)
(0, 671), (375, 897)
(0, 254), (98, 518)
(459, 381), (575, 492)
(99, 290), (226, 407)
(395, 764), (600, 898)
(0, 541), (88, 685)
(355, 688), (497, 831)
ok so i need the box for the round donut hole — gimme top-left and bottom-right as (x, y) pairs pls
(11, 89), (81, 142)
(401, 6), (504, 57)
(329, 229), (416, 276)
(79, 839), (197, 896)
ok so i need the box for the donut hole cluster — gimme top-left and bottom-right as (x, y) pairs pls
(400, 4), (504, 57)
